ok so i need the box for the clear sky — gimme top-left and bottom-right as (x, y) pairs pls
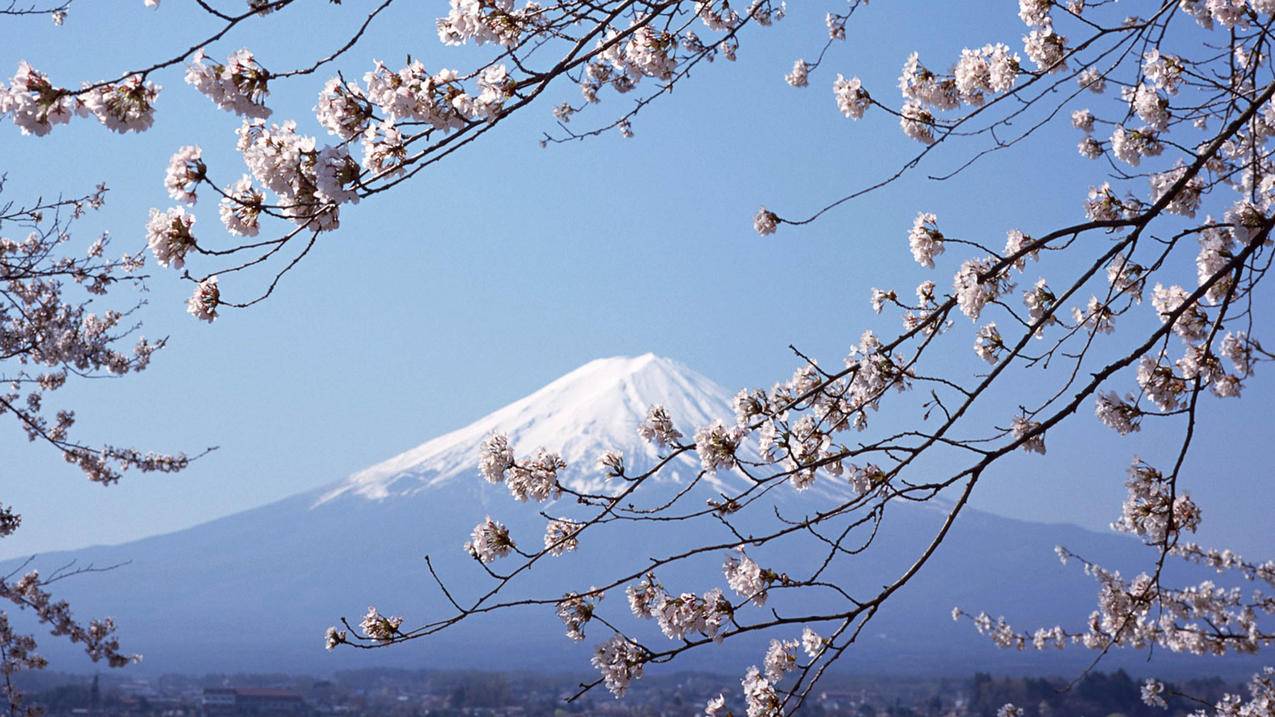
(0, 1), (1270, 559)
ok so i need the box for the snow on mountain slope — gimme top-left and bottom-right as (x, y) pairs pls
(318, 353), (744, 503)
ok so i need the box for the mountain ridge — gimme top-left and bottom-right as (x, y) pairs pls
(1, 354), (1255, 678)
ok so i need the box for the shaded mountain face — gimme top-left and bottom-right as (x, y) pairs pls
(4, 355), (1255, 678)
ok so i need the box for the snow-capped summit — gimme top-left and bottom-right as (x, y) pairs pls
(318, 354), (735, 503)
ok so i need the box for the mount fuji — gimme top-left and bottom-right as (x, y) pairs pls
(3, 355), (1250, 677)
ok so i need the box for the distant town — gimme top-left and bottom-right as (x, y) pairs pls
(11, 668), (1245, 717)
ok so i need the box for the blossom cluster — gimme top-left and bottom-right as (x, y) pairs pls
(0, 63), (159, 136)
(186, 49), (272, 118)
(2, 185), (187, 485)
(477, 433), (566, 502)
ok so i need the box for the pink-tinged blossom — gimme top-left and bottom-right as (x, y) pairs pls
(82, 75), (160, 133)
(499, 448), (565, 502)
(801, 627), (826, 658)
(723, 550), (771, 605)
(1, 62), (77, 136)
(185, 48), (271, 118)
(556, 592), (597, 640)
(1150, 162), (1204, 217)
(654, 589), (730, 642)
(825, 12), (845, 40)
(899, 101), (937, 144)
(694, 420), (745, 473)
(954, 44), (1019, 103)
(436, 0), (538, 47)
(1151, 283), (1209, 343)
(145, 207), (196, 270)
(464, 516), (514, 563)
(870, 287), (896, 314)
(1023, 24), (1066, 72)
(970, 611), (1024, 649)
(638, 404), (683, 448)
(1143, 50), (1184, 93)
(954, 257), (1010, 321)
(544, 518), (582, 556)
(1202, 0), (1249, 28)
(315, 77), (372, 140)
(597, 450), (625, 478)
(1004, 229), (1037, 270)
(1018, 0), (1050, 26)
(0, 506), (20, 539)
(592, 635), (645, 697)
(916, 280), (937, 305)
(626, 573), (662, 618)
(1110, 125), (1163, 166)
(847, 462), (885, 494)
(1108, 257), (1146, 301)
(785, 59), (809, 88)
(833, 74), (870, 119)
(1077, 66), (1106, 93)
(0, 570), (138, 670)
(1224, 200), (1268, 244)
(782, 414), (840, 490)
(753, 207), (779, 235)
(234, 119), (352, 232)
(1072, 108), (1094, 133)
(1124, 84), (1169, 131)
(732, 388), (769, 424)
(361, 120), (408, 177)
(1094, 392), (1141, 435)
(763, 638), (798, 682)
(1112, 459), (1200, 543)
(974, 322), (1003, 364)
(908, 212), (944, 268)
(1072, 296), (1116, 335)
(747, 2), (785, 27)
(1177, 344), (1238, 398)
(363, 60), (466, 131)
(453, 63), (514, 120)
(1137, 357), (1186, 411)
(164, 145), (205, 204)
(742, 666), (780, 717)
(324, 626), (346, 651)
(1011, 416), (1046, 454)
(314, 145), (362, 206)
(1221, 331), (1253, 375)
(1196, 225), (1236, 301)
(696, 1), (741, 32)
(186, 277), (219, 323)
(1085, 183), (1125, 221)
(218, 175), (264, 237)
(898, 52), (957, 110)
(479, 433), (512, 482)
(359, 606), (402, 643)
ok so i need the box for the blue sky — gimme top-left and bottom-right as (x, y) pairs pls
(0, 1), (1270, 559)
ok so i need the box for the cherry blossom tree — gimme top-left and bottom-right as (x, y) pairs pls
(0, 180), (193, 714)
(4, 1), (1275, 716)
